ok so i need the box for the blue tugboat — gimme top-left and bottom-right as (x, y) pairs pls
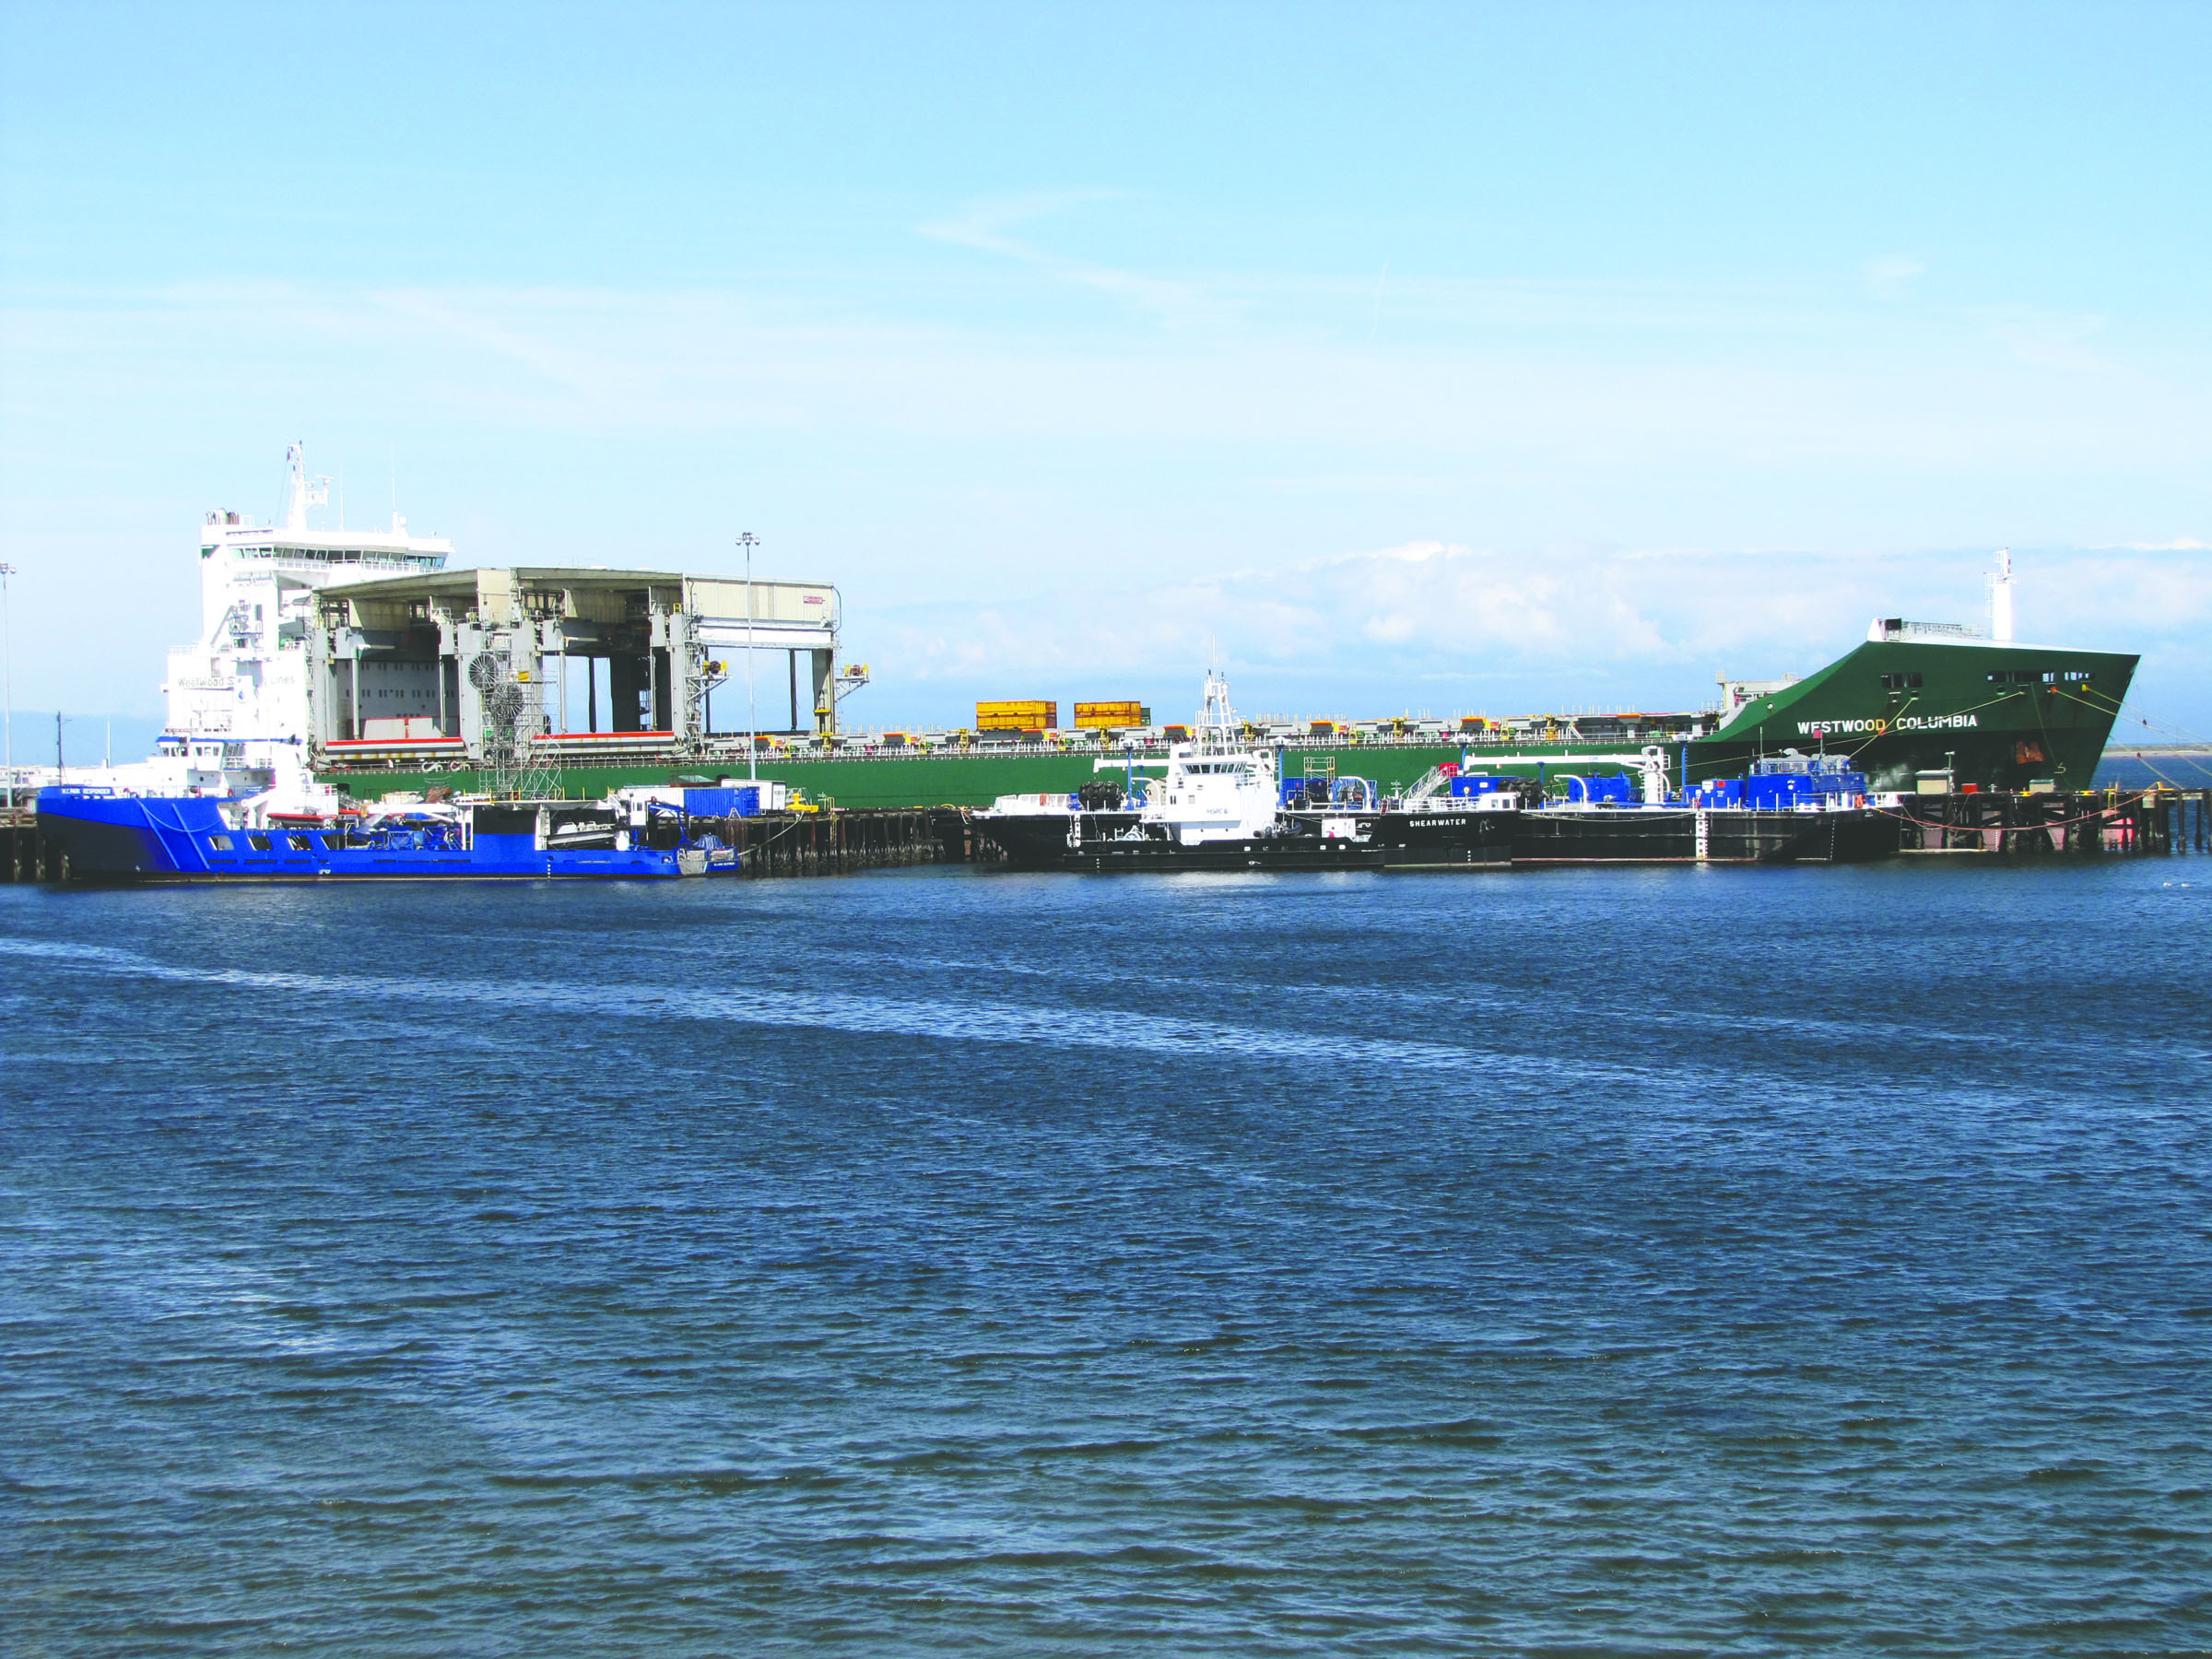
(32, 785), (744, 883)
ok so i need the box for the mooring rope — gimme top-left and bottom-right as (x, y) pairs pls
(1872, 789), (2167, 833)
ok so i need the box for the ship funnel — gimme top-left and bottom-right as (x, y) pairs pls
(1989, 547), (2015, 642)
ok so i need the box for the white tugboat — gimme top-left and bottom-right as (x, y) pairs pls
(974, 669), (1406, 871)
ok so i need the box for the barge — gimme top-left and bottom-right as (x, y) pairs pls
(975, 676), (1898, 872)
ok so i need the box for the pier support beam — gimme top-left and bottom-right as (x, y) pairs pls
(809, 649), (836, 735)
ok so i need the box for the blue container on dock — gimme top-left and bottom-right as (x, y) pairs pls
(682, 786), (762, 818)
(1743, 758), (1866, 808)
(1743, 770), (1865, 810)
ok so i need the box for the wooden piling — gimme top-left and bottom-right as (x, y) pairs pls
(710, 806), (947, 881)
(1862, 784), (2200, 859)
(3, 806), (41, 883)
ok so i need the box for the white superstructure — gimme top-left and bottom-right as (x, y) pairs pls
(160, 443), (451, 782)
(1130, 668), (1283, 843)
(1861, 550), (2025, 650)
(1989, 547), (2016, 642)
(981, 668), (1290, 846)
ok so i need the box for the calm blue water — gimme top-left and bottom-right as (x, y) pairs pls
(3, 861), (2208, 1657)
(2098, 753), (2212, 791)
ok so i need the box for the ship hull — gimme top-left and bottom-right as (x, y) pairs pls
(306, 640), (2139, 810)
(1064, 836), (1388, 874)
(978, 811), (1391, 873)
(32, 791), (737, 883)
(979, 803), (1889, 871)
(1511, 808), (1900, 865)
(1685, 639), (2136, 794)
(1371, 809), (1517, 869)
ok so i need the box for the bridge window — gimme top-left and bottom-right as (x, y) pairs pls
(206, 834), (232, 851)
(246, 833), (271, 851)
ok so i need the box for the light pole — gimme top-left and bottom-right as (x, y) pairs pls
(1, 562), (14, 811)
(737, 532), (759, 782)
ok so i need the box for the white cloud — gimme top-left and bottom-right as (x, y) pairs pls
(9, 274), (2204, 480)
(1977, 304), (2110, 371)
(917, 193), (1219, 329)
(1862, 254), (1925, 300)
(851, 539), (2212, 726)
(6, 271), (2211, 723)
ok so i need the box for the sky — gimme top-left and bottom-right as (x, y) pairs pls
(2, 0), (2208, 743)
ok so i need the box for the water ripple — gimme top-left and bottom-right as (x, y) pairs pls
(2, 864), (2208, 1656)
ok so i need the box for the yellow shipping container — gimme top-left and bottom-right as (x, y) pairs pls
(1073, 701), (1147, 728)
(976, 700), (1057, 731)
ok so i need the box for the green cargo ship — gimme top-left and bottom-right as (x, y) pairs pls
(319, 615), (2136, 809)
(157, 458), (2131, 815)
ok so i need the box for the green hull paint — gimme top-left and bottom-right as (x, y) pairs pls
(317, 640), (2136, 808)
(1685, 639), (2136, 792)
(321, 747), (1484, 809)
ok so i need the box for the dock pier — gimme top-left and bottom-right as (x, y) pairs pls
(8, 791), (2207, 883)
(4, 806), (57, 883)
(704, 807), (955, 878)
(1892, 786), (2209, 856)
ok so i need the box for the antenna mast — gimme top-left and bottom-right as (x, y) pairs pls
(0, 562), (14, 810)
(285, 441), (330, 532)
(738, 533), (759, 782)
